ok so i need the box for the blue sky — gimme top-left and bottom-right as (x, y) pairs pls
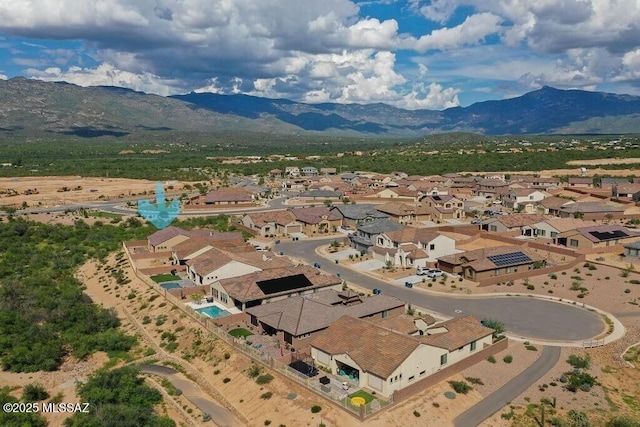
(2, 0), (640, 109)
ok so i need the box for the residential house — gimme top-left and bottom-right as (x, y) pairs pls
(600, 178), (630, 189)
(612, 183), (640, 201)
(298, 189), (343, 202)
(557, 225), (640, 251)
(475, 179), (510, 198)
(373, 187), (420, 201)
(530, 218), (588, 242)
(210, 265), (343, 310)
(310, 315), (493, 398)
(291, 206), (342, 234)
(375, 202), (432, 224)
(482, 214), (545, 236)
(374, 227), (458, 267)
(241, 210), (302, 237)
(340, 173), (360, 184)
(623, 240), (640, 258)
(301, 166), (319, 177)
(503, 189), (549, 211)
(537, 196), (574, 216)
(171, 234), (247, 265)
(513, 175), (560, 190)
(320, 167), (337, 175)
(186, 247), (292, 286)
(204, 188), (254, 205)
(437, 246), (545, 283)
(282, 179), (306, 191)
(245, 290), (406, 351)
(567, 177), (593, 188)
(147, 226), (242, 253)
(285, 166), (300, 177)
(557, 202), (625, 220)
(421, 195), (465, 220)
(269, 169), (282, 178)
(329, 204), (389, 228)
(349, 219), (404, 252)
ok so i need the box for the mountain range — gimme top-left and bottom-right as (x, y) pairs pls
(2, 77), (640, 137)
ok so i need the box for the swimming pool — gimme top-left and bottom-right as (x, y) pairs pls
(160, 282), (181, 290)
(195, 305), (231, 319)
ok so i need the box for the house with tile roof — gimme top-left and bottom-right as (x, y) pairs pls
(310, 315), (493, 398)
(329, 204), (389, 227)
(349, 218), (404, 252)
(375, 202), (432, 224)
(420, 195), (466, 220)
(612, 183), (640, 201)
(557, 202), (625, 220)
(623, 240), (640, 258)
(568, 177), (593, 188)
(203, 188), (255, 205)
(241, 210), (302, 237)
(374, 226), (458, 268)
(290, 206), (342, 234)
(373, 187), (420, 201)
(245, 290), (406, 351)
(171, 235), (249, 265)
(503, 189), (549, 211)
(298, 189), (343, 202)
(147, 226), (243, 253)
(481, 214), (546, 236)
(437, 245), (545, 283)
(530, 218), (589, 243)
(557, 225), (640, 251)
(210, 265), (342, 310)
(186, 246), (293, 286)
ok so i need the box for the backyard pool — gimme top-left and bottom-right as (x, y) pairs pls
(160, 282), (181, 290)
(195, 305), (231, 319)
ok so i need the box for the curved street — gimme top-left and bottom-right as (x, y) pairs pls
(277, 237), (606, 343)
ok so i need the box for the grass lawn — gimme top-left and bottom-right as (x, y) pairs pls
(87, 210), (123, 219)
(228, 328), (253, 338)
(151, 274), (180, 283)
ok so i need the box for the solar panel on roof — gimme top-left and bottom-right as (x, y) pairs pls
(256, 274), (313, 295)
(488, 251), (532, 267)
(588, 230), (629, 241)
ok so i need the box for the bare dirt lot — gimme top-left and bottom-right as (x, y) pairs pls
(567, 157), (640, 166)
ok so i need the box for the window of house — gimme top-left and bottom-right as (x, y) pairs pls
(506, 267), (511, 273)
(378, 237), (384, 245)
(490, 225), (498, 232)
(299, 333), (311, 339)
(495, 268), (500, 276)
(430, 244), (435, 250)
(570, 239), (579, 247)
(212, 289), (219, 299)
(220, 293), (228, 304)
(471, 341), (477, 351)
(409, 375), (415, 382)
(440, 354), (448, 366)
(419, 370), (426, 376)
(538, 229), (546, 237)
(382, 310), (388, 319)
(529, 195), (534, 200)
(389, 378), (393, 383)
(551, 231), (557, 238)
(458, 347), (464, 352)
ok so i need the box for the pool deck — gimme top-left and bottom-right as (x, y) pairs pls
(185, 300), (242, 316)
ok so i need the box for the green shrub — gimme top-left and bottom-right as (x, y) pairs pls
(448, 380), (472, 394)
(264, 421), (272, 426)
(525, 345), (538, 351)
(567, 354), (591, 369)
(311, 405), (322, 413)
(526, 284), (535, 290)
(260, 392), (273, 400)
(248, 365), (261, 378)
(503, 355), (513, 363)
(22, 383), (50, 401)
(625, 289), (631, 293)
(465, 377), (484, 385)
(487, 355), (496, 364)
(223, 377), (231, 383)
(224, 352), (231, 359)
(256, 374), (274, 385)
(630, 279), (640, 284)
(413, 410), (421, 417)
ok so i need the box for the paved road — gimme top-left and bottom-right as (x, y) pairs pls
(454, 346), (561, 427)
(138, 365), (240, 427)
(277, 237), (605, 342)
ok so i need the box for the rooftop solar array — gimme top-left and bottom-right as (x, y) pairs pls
(488, 251), (532, 267)
(256, 273), (313, 295)
(588, 230), (629, 241)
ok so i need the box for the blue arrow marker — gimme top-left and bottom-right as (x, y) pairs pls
(138, 182), (181, 229)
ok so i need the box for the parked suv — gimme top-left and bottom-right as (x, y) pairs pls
(426, 269), (444, 278)
(416, 266), (428, 276)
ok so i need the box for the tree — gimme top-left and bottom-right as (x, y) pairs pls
(481, 319), (505, 337)
(567, 410), (591, 427)
(573, 211), (584, 219)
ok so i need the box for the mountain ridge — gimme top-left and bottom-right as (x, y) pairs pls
(2, 77), (640, 137)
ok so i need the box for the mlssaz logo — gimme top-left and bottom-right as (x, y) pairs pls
(138, 182), (181, 229)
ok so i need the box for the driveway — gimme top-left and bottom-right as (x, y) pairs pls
(278, 238), (605, 342)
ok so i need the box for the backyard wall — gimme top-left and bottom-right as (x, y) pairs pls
(391, 338), (509, 403)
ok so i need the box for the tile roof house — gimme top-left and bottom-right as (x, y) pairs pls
(437, 245), (545, 283)
(241, 210), (302, 237)
(420, 195), (466, 220)
(375, 202), (432, 224)
(298, 189), (343, 201)
(557, 202), (625, 220)
(211, 265), (343, 310)
(530, 218), (589, 242)
(373, 187), (420, 201)
(329, 204), (389, 227)
(612, 183), (640, 201)
(349, 218), (404, 252)
(171, 235), (248, 265)
(290, 206), (343, 234)
(204, 188), (255, 205)
(310, 315), (493, 398)
(557, 225), (640, 250)
(374, 226), (458, 267)
(623, 240), (640, 258)
(503, 189), (549, 211)
(482, 214), (546, 236)
(567, 177), (593, 188)
(147, 226), (243, 252)
(245, 290), (406, 350)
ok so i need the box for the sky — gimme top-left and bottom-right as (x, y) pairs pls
(1, 0), (640, 110)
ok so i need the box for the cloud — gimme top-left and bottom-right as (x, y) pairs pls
(0, 74), (7, 80)
(411, 13), (503, 52)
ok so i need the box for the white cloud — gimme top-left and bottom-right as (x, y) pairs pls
(0, 74), (7, 80)
(411, 12), (503, 52)
(28, 63), (184, 96)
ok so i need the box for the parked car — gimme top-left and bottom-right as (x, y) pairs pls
(340, 225), (350, 230)
(313, 262), (321, 268)
(426, 269), (444, 278)
(372, 288), (381, 295)
(405, 282), (413, 288)
(471, 218), (482, 224)
(416, 266), (428, 276)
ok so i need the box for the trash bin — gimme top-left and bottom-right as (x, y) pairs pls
(335, 259), (339, 264)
